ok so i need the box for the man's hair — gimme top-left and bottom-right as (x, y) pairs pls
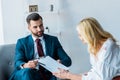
(26, 13), (42, 24)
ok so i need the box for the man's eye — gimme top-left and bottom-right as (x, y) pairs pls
(33, 26), (37, 28)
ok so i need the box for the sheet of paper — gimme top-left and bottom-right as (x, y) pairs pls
(38, 56), (69, 72)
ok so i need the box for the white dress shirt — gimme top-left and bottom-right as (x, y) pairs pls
(82, 38), (120, 80)
(32, 35), (46, 59)
(32, 35), (46, 69)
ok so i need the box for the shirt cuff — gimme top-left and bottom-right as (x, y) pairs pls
(20, 64), (24, 69)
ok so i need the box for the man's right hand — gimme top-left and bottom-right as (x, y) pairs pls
(23, 60), (38, 69)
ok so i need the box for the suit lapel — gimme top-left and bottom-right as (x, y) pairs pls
(44, 34), (51, 56)
(27, 35), (34, 60)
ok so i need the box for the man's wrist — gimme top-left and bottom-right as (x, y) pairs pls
(20, 64), (25, 69)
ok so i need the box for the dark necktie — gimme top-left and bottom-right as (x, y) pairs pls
(35, 39), (44, 57)
(35, 39), (48, 80)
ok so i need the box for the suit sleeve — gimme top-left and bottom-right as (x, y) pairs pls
(14, 39), (26, 70)
(54, 37), (72, 67)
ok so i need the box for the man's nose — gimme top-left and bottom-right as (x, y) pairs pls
(37, 27), (41, 31)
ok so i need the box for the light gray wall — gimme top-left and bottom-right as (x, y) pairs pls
(0, 0), (4, 44)
(2, 0), (25, 44)
(66, 0), (120, 41)
(1, 0), (120, 74)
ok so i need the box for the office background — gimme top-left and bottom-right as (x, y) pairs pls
(0, 0), (120, 74)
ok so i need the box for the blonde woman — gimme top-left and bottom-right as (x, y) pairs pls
(53, 17), (120, 80)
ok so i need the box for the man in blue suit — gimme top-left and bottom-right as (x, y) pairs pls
(9, 13), (72, 80)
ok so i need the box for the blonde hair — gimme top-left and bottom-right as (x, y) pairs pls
(77, 17), (116, 56)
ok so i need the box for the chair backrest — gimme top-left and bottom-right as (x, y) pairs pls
(0, 44), (16, 80)
(112, 76), (120, 80)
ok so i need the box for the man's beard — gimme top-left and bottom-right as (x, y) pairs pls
(32, 31), (44, 37)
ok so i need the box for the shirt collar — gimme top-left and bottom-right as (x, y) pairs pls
(32, 35), (44, 42)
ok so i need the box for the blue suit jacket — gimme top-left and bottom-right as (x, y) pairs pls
(10, 34), (71, 80)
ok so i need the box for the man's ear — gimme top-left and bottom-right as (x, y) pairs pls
(28, 25), (30, 30)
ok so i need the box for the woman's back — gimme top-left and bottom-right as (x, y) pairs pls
(89, 38), (120, 80)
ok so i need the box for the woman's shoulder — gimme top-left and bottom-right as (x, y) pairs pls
(98, 38), (120, 63)
(100, 38), (115, 52)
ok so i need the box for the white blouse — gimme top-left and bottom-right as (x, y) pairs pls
(82, 38), (120, 80)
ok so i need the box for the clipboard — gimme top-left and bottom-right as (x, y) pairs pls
(38, 56), (69, 72)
